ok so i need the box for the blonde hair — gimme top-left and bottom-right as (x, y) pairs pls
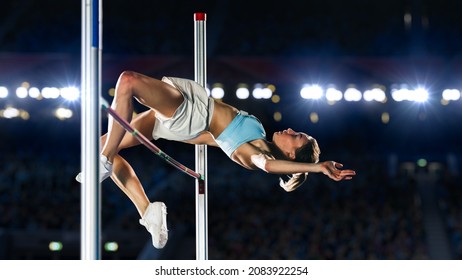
(279, 135), (320, 192)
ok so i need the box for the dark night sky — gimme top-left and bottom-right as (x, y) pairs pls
(1, 0), (462, 157)
(1, 0), (462, 57)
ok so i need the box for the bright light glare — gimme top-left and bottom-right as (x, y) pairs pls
(55, 107), (73, 120)
(3, 107), (20, 118)
(344, 88), (362, 101)
(392, 86), (429, 102)
(325, 87), (342, 101)
(29, 87), (41, 98)
(252, 87), (263, 99)
(391, 88), (409, 101)
(0, 87), (8, 98)
(363, 88), (386, 102)
(261, 87), (272, 99)
(236, 87), (249, 99)
(300, 84), (323, 99)
(60, 87), (80, 101)
(211, 87), (225, 99)
(442, 89), (461, 101)
(16, 87), (28, 98)
(42, 87), (60, 99)
(414, 88), (429, 102)
(252, 85), (273, 99)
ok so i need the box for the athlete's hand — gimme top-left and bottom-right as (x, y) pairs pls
(319, 161), (356, 181)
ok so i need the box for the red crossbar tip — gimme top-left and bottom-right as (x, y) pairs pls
(194, 12), (206, 21)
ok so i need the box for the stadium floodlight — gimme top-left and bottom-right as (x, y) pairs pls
(236, 86), (250, 99)
(211, 85), (225, 99)
(392, 84), (429, 102)
(391, 88), (408, 102)
(344, 87), (362, 101)
(60, 86), (80, 101)
(413, 87), (429, 102)
(3, 107), (20, 118)
(260, 87), (272, 99)
(42, 87), (60, 99)
(0, 86), (8, 98)
(28, 87), (41, 99)
(55, 107), (73, 120)
(391, 83), (409, 102)
(249, 84), (273, 100)
(300, 84), (323, 100)
(363, 88), (386, 102)
(325, 87), (342, 102)
(16, 87), (28, 99)
(442, 89), (461, 101)
(252, 87), (263, 99)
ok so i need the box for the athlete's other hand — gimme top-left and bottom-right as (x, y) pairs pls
(319, 161), (356, 181)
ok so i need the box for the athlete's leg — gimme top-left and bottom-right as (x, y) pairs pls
(110, 155), (149, 217)
(111, 152), (168, 249)
(104, 108), (168, 248)
(102, 109), (156, 217)
(102, 71), (183, 163)
(101, 109), (156, 152)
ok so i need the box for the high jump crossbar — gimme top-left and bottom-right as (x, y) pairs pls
(103, 105), (203, 180)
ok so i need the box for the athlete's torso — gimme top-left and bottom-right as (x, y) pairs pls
(182, 101), (269, 169)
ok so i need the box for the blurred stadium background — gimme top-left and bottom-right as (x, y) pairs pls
(0, 0), (461, 259)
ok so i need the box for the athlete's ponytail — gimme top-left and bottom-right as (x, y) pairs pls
(279, 172), (308, 192)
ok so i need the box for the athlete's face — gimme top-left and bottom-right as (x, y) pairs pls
(272, 128), (310, 159)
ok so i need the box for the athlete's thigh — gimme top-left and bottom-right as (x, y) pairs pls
(117, 109), (156, 150)
(129, 73), (183, 118)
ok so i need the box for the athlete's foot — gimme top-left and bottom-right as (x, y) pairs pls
(139, 202), (168, 249)
(75, 155), (113, 183)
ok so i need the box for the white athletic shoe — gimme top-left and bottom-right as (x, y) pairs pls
(75, 155), (113, 183)
(139, 202), (168, 249)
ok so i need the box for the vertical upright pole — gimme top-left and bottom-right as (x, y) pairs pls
(81, 0), (102, 260)
(194, 12), (208, 260)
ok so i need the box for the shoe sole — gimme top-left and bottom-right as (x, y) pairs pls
(152, 202), (168, 249)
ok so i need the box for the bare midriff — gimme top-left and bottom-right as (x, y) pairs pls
(207, 100), (239, 138)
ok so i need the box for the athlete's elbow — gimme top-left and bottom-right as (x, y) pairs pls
(261, 161), (273, 173)
(259, 165), (270, 174)
(251, 154), (271, 173)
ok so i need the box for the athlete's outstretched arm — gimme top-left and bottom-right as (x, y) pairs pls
(252, 154), (356, 181)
